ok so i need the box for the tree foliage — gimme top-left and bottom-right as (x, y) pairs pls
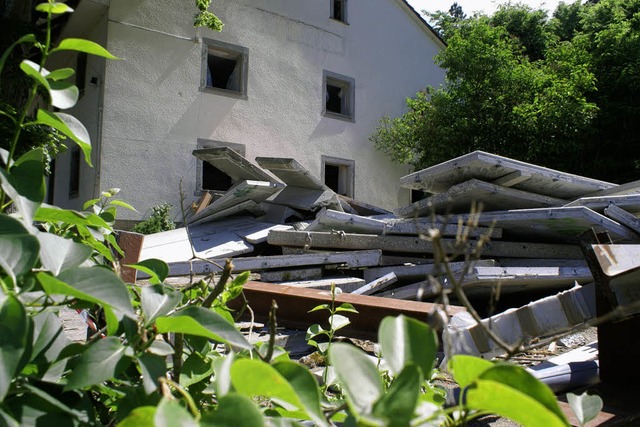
(374, 0), (640, 182)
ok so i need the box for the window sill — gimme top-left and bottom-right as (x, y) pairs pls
(329, 18), (349, 25)
(200, 86), (248, 100)
(323, 111), (355, 123)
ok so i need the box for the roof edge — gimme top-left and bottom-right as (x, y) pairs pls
(396, 0), (447, 48)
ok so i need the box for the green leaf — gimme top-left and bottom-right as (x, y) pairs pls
(141, 283), (181, 325)
(329, 314), (350, 331)
(38, 267), (134, 317)
(10, 148), (46, 204)
(31, 311), (71, 363)
(449, 355), (494, 389)
(49, 80), (79, 110)
(35, 109), (92, 166)
(329, 342), (383, 415)
(335, 302), (359, 313)
(137, 353), (165, 395)
(35, 2), (74, 14)
(0, 34), (37, 77)
(567, 392), (603, 426)
(82, 198), (101, 210)
(308, 304), (330, 313)
(36, 231), (93, 275)
(109, 199), (137, 212)
(0, 170), (40, 224)
(378, 315), (437, 377)
(231, 359), (306, 413)
(180, 353), (214, 388)
(51, 38), (118, 59)
(46, 67), (75, 81)
(273, 361), (327, 426)
(147, 339), (174, 357)
(64, 336), (126, 390)
(117, 406), (156, 427)
(372, 364), (423, 426)
(130, 259), (169, 285)
(0, 407), (19, 427)
(35, 204), (111, 230)
(305, 323), (328, 341)
(200, 393), (264, 427)
(0, 294), (29, 401)
(213, 352), (234, 397)
(0, 214), (39, 285)
(155, 306), (252, 350)
(154, 398), (197, 427)
(20, 60), (51, 92)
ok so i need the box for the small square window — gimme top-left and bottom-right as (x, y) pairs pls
(331, 0), (348, 23)
(322, 156), (355, 197)
(202, 39), (248, 98)
(323, 71), (355, 121)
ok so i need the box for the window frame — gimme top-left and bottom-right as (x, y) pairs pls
(321, 155), (355, 197)
(201, 38), (249, 99)
(330, 0), (348, 24)
(323, 70), (355, 122)
(195, 139), (247, 195)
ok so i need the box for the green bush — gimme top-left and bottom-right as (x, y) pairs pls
(133, 203), (176, 235)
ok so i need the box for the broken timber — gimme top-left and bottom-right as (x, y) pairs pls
(267, 230), (584, 259)
(164, 249), (383, 276)
(400, 150), (615, 199)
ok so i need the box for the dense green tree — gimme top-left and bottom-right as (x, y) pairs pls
(372, 5), (597, 174)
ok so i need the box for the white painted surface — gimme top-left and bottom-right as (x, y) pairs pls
(58, 0), (445, 218)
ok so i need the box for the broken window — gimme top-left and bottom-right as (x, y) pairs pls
(331, 0), (348, 23)
(323, 71), (355, 121)
(322, 155), (354, 197)
(202, 162), (233, 191)
(69, 148), (80, 199)
(202, 39), (248, 97)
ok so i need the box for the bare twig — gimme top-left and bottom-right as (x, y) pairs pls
(261, 300), (278, 363)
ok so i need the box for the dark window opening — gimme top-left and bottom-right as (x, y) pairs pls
(323, 159), (354, 197)
(411, 189), (428, 203)
(202, 161), (233, 191)
(69, 148), (80, 198)
(76, 52), (87, 97)
(325, 164), (341, 194)
(326, 83), (343, 114)
(47, 159), (56, 204)
(206, 50), (241, 92)
(332, 0), (347, 22)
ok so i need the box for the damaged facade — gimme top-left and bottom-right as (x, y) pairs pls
(49, 0), (446, 217)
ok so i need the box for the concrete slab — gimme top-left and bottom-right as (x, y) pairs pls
(255, 157), (327, 189)
(400, 151), (615, 199)
(193, 147), (278, 183)
(352, 272), (398, 295)
(565, 194), (640, 215)
(188, 200), (264, 226)
(271, 277), (365, 293)
(396, 179), (566, 217)
(383, 218), (502, 239)
(306, 208), (386, 234)
(267, 230), (584, 259)
(582, 179), (640, 198)
(259, 267), (323, 282)
(363, 259), (496, 283)
(604, 204), (640, 236)
(266, 186), (343, 212)
(466, 206), (637, 243)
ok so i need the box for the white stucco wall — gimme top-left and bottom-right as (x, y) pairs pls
(97, 0), (445, 219)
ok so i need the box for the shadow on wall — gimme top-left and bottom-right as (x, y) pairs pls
(170, 92), (238, 138)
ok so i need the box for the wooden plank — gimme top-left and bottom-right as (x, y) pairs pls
(363, 259), (496, 283)
(193, 147), (279, 183)
(352, 272), (397, 295)
(400, 150), (615, 199)
(396, 179), (566, 217)
(383, 218), (502, 239)
(468, 206), (637, 243)
(306, 208), (386, 234)
(166, 249), (383, 276)
(604, 204), (640, 236)
(230, 281), (465, 340)
(271, 277), (365, 292)
(192, 191), (213, 215)
(188, 180), (282, 225)
(139, 225), (254, 263)
(565, 194), (640, 215)
(260, 267), (323, 282)
(267, 230), (584, 259)
(118, 231), (144, 283)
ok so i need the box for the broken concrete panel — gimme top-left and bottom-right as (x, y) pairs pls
(266, 186), (343, 212)
(165, 249), (383, 276)
(375, 280), (431, 300)
(255, 157), (327, 189)
(363, 259), (496, 283)
(400, 151), (615, 199)
(604, 204), (640, 236)
(396, 179), (566, 217)
(193, 147), (279, 183)
(258, 202), (303, 224)
(444, 282), (596, 359)
(352, 272), (398, 295)
(583, 179), (640, 198)
(188, 180), (283, 224)
(188, 200), (264, 226)
(383, 218), (502, 239)
(565, 194), (640, 215)
(267, 230), (584, 259)
(337, 195), (392, 216)
(272, 277), (365, 293)
(260, 267), (323, 282)
(467, 206), (637, 243)
(139, 224), (254, 263)
(306, 208), (386, 234)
